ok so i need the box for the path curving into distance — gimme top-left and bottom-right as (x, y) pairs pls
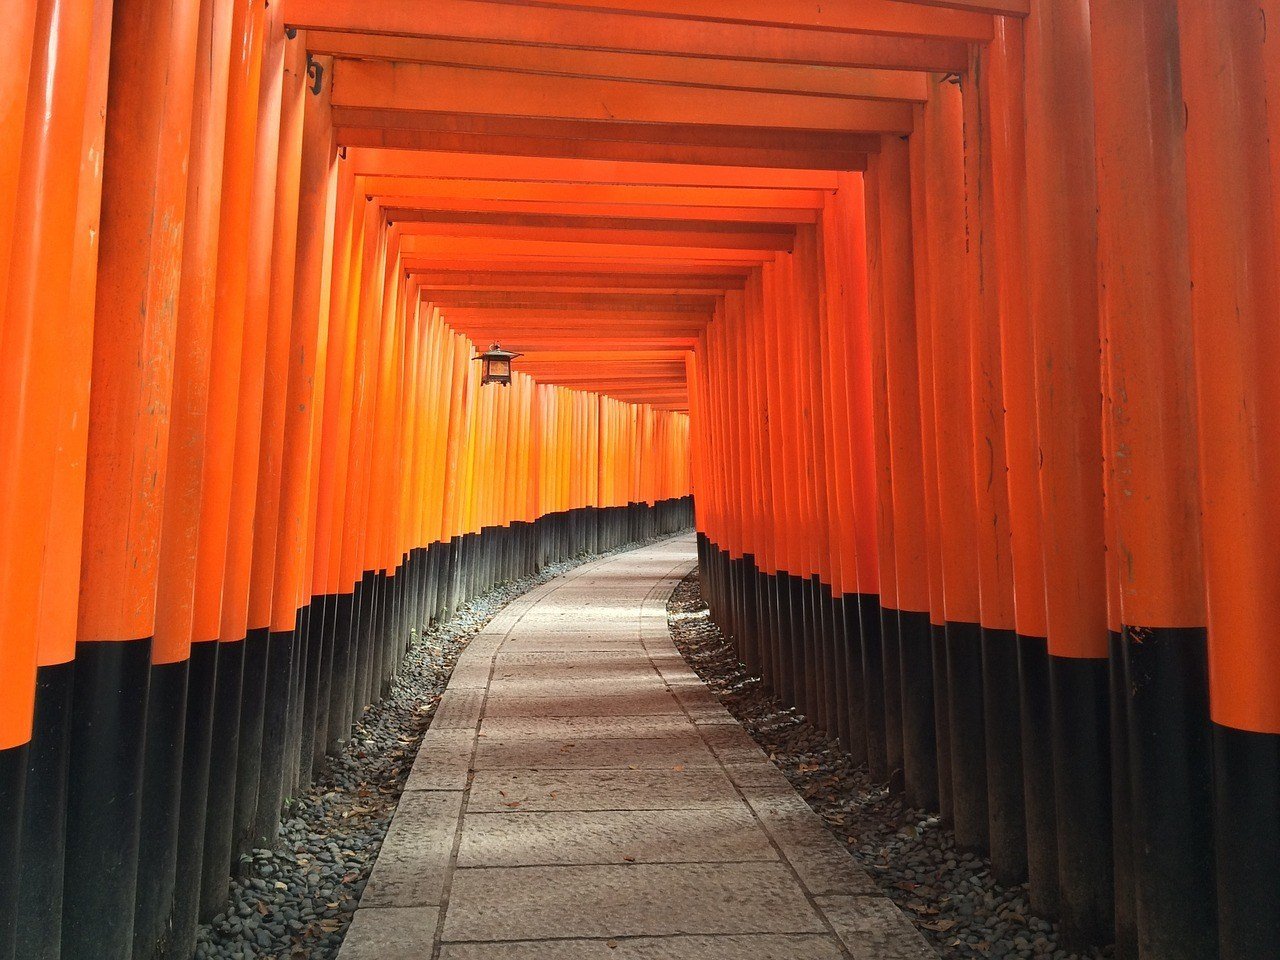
(338, 534), (935, 959)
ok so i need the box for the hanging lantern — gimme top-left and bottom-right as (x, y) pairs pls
(475, 342), (522, 386)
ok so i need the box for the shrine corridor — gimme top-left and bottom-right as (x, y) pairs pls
(2, 3), (1279, 960)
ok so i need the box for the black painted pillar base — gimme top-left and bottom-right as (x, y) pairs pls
(299, 599), (327, 788)
(232, 627), (269, 857)
(1214, 723), (1280, 960)
(133, 658), (189, 960)
(982, 626), (1026, 885)
(1018, 635), (1058, 918)
(946, 620), (988, 852)
(0, 740), (28, 960)
(61, 639), (151, 960)
(880, 604), (904, 786)
(788, 575), (808, 716)
(898, 609), (938, 811)
(839, 596), (867, 765)
(825, 589), (847, 747)
(16, 660), (74, 960)
(1049, 654), (1114, 951)
(253, 628), (296, 848)
(200, 638), (244, 920)
(168, 640), (218, 960)
(1122, 625), (1217, 960)
(931, 622), (952, 823)
(860, 593), (887, 781)
(1109, 630), (1137, 960)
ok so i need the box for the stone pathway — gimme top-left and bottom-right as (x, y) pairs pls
(337, 534), (936, 960)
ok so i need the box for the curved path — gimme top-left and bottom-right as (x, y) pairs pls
(339, 534), (935, 960)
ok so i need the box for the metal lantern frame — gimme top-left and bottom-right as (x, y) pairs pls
(474, 342), (523, 386)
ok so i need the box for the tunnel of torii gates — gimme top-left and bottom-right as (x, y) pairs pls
(0, 1), (1278, 960)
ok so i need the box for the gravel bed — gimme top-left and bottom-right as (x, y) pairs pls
(193, 534), (680, 960)
(667, 572), (1113, 960)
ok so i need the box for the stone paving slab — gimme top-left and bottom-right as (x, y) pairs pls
(498, 636), (649, 653)
(339, 536), (936, 960)
(403, 729), (474, 792)
(816, 896), (937, 958)
(493, 650), (655, 667)
(340, 906), (439, 960)
(480, 689), (684, 718)
(740, 783), (881, 897)
(456, 806), (777, 867)
(490, 659), (658, 680)
(471, 733), (718, 770)
(467, 767), (740, 813)
(361, 791), (465, 908)
(485, 677), (670, 699)
(439, 934), (847, 960)
(477, 714), (695, 741)
(441, 862), (829, 942)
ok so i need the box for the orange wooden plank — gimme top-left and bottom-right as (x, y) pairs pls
(385, 216), (793, 250)
(397, 234), (777, 261)
(410, 271), (745, 292)
(471, 0), (993, 41)
(368, 197), (819, 224)
(350, 148), (840, 188)
(332, 107), (878, 156)
(368, 177), (827, 208)
(335, 126), (869, 170)
(332, 60), (916, 134)
(308, 32), (930, 101)
(404, 257), (755, 275)
(284, 0), (969, 71)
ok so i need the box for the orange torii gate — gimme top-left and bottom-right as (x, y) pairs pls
(0, 3), (1277, 960)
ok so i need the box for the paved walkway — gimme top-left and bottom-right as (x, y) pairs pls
(339, 535), (936, 960)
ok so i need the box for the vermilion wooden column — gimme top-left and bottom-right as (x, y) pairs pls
(860, 165), (895, 782)
(0, 0), (38, 330)
(67, 0), (200, 956)
(814, 209), (852, 749)
(1177, 4), (1280, 957)
(4, 3), (101, 956)
(247, 27), (308, 847)
(196, 0), (265, 919)
(21, 7), (110, 958)
(280, 55), (336, 792)
(875, 135), (937, 811)
(796, 227), (835, 732)
(819, 186), (867, 758)
(1091, 4), (1216, 958)
(156, 0), (236, 952)
(984, 15), (1056, 917)
(834, 176), (881, 773)
(965, 44), (1025, 887)
(311, 158), (358, 764)
(922, 76), (987, 853)
(223, 3), (286, 857)
(905, 125), (951, 823)
(760, 261), (799, 708)
(1024, 0), (1114, 948)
